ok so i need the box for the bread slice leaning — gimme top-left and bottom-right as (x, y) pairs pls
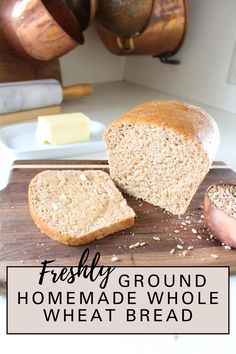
(28, 170), (135, 246)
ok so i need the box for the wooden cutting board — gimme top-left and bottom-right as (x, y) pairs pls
(1, 160), (236, 288)
(0, 30), (62, 83)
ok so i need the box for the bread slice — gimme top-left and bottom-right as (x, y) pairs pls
(104, 100), (220, 215)
(28, 170), (135, 246)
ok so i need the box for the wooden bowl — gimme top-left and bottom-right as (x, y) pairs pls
(204, 184), (236, 248)
(0, 0), (84, 61)
(96, 0), (154, 38)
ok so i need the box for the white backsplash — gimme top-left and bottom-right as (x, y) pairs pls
(125, 0), (236, 114)
(60, 25), (125, 86)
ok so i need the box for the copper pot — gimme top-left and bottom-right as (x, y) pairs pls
(0, 0), (84, 61)
(96, 0), (154, 38)
(96, 0), (188, 57)
(65, 0), (98, 31)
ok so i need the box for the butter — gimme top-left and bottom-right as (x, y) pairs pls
(36, 112), (90, 145)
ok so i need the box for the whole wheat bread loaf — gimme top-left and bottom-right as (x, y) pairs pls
(104, 100), (220, 215)
(28, 170), (135, 245)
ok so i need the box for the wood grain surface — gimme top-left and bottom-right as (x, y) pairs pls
(0, 160), (236, 289)
(0, 30), (61, 83)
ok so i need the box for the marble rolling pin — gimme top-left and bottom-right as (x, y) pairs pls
(0, 79), (93, 115)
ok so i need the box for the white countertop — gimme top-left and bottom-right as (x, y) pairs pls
(0, 81), (236, 350)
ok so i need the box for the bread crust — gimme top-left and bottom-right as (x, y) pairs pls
(28, 174), (135, 246)
(104, 100), (220, 163)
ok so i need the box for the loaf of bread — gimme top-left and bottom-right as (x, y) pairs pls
(104, 100), (220, 215)
(28, 170), (135, 245)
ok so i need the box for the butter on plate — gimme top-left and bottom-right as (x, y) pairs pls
(36, 112), (90, 145)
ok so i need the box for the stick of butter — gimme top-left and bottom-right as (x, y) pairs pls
(36, 112), (90, 145)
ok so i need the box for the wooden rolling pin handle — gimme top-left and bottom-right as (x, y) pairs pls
(63, 84), (93, 97)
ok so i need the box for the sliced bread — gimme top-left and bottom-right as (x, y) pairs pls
(103, 100), (220, 215)
(28, 170), (135, 246)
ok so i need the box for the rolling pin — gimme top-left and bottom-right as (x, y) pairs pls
(0, 79), (93, 115)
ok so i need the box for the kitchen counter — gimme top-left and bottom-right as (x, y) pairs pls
(0, 81), (235, 348)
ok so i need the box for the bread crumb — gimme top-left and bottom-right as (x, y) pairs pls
(111, 256), (120, 262)
(187, 246), (194, 250)
(224, 245), (231, 250)
(182, 250), (188, 257)
(197, 235), (202, 240)
(211, 254), (219, 259)
(174, 230), (180, 234)
(140, 242), (146, 247)
(177, 245), (184, 250)
(191, 228), (197, 234)
(170, 248), (175, 255)
(129, 242), (141, 249)
(153, 236), (160, 241)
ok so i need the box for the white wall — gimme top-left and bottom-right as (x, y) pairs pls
(124, 0), (236, 114)
(60, 25), (125, 86)
(60, 1), (236, 114)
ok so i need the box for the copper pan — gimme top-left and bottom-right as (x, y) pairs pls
(96, 0), (188, 57)
(65, 0), (98, 31)
(96, 0), (154, 38)
(0, 0), (84, 61)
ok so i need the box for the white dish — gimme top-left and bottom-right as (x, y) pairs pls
(0, 120), (106, 160)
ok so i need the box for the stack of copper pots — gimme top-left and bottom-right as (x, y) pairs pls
(0, 0), (188, 61)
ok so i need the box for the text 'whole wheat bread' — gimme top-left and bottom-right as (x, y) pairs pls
(28, 170), (135, 245)
(104, 100), (220, 215)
